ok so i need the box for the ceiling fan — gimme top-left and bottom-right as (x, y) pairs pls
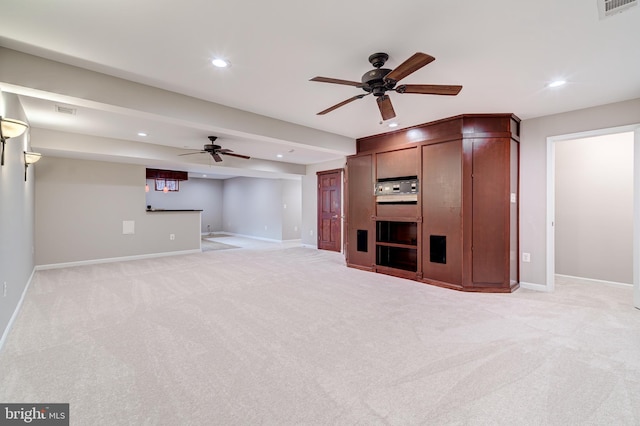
(179, 136), (250, 162)
(310, 52), (462, 121)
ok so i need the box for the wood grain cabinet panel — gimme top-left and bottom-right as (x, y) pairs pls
(422, 140), (463, 287)
(376, 147), (418, 180)
(471, 138), (508, 287)
(346, 154), (374, 269)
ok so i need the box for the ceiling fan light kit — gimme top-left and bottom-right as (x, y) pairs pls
(311, 52), (462, 121)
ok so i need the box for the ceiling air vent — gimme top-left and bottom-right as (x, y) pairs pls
(55, 105), (77, 115)
(598, 0), (637, 18)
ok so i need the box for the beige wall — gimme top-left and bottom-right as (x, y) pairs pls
(520, 97), (640, 287)
(0, 92), (34, 344)
(221, 176), (301, 241)
(35, 157), (201, 266)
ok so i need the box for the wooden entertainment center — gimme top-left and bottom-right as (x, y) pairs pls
(345, 113), (520, 293)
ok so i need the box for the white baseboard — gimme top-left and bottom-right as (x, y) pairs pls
(35, 249), (202, 271)
(555, 274), (633, 288)
(0, 268), (36, 353)
(520, 281), (551, 292)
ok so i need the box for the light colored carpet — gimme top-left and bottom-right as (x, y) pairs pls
(1, 241), (639, 425)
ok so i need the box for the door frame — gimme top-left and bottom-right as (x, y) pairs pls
(316, 168), (344, 252)
(545, 124), (640, 309)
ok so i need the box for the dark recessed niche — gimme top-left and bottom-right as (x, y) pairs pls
(430, 235), (447, 264)
(376, 246), (418, 272)
(376, 221), (417, 245)
(357, 230), (368, 252)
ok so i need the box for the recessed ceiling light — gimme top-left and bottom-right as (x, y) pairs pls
(137, 132), (148, 137)
(388, 122), (399, 128)
(212, 58), (230, 68)
(547, 80), (566, 88)
(202, 174), (207, 178)
(276, 154), (283, 158)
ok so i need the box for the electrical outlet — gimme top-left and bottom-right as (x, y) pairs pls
(3, 282), (7, 297)
(309, 230), (313, 236)
(169, 234), (175, 240)
(522, 252), (531, 263)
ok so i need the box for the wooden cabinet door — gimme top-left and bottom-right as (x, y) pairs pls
(376, 147), (418, 179)
(471, 138), (509, 288)
(422, 140), (463, 286)
(346, 155), (374, 268)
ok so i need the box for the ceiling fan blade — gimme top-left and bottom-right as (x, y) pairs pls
(223, 152), (251, 160)
(376, 95), (396, 121)
(397, 84), (462, 95)
(212, 153), (223, 162)
(317, 94), (366, 115)
(310, 76), (362, 87)
(384, 52), (435, 83)
(217, 148), (234, 154)
(178, 151), (206, 156)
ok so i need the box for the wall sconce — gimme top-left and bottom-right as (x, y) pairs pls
(24, 151), (42, 181)
(1, 116), (29, 166)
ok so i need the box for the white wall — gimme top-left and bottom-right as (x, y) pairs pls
(146, 177), (224, 233)
(555, 133), (634, 284)
(520, 97), (640, 288)
(0, 92), (34, 345)
(35, 157), (201, 266)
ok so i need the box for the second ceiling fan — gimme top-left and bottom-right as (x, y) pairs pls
(310, 52), (462, 121)
(179, 136), (250, 162)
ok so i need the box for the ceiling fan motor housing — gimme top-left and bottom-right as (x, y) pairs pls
(204, 144), (221, 152)
(361, 68), (395, 96)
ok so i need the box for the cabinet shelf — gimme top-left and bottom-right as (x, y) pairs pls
(376, 220), (418, 272)
(375, 241), (416, 249)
